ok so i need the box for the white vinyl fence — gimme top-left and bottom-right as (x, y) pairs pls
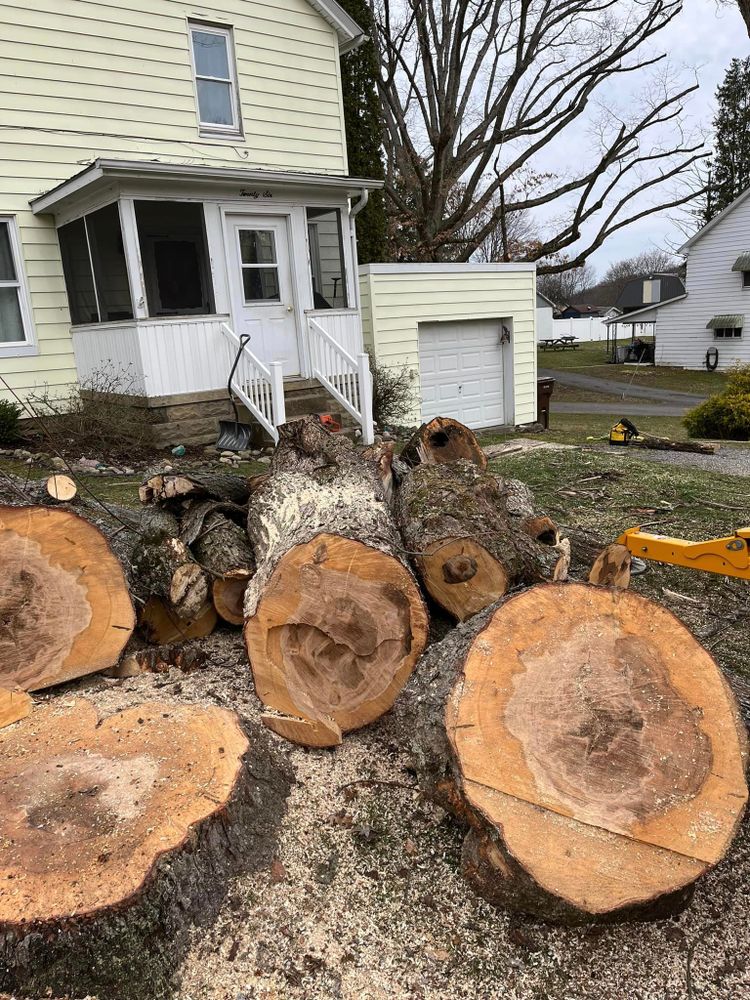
(549, 316), (608, 343)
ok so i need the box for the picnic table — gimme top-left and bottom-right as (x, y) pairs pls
(540, 336), (580, 351)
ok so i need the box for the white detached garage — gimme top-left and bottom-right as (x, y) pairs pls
(358, 263), (538, 429)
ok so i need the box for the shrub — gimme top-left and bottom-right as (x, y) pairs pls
(0, 399), (22, 445)
(684, 392), (750, 440)
(368, 351), (417, 427)
(725, 363), (750, 397)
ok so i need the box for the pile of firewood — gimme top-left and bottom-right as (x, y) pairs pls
(0, 414), (747, 995)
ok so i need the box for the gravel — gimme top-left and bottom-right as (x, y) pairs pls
(594, 444), (750, 476)
(30, 628), (750, 1000)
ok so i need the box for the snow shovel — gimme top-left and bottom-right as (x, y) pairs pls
(216, 334), (254, 452)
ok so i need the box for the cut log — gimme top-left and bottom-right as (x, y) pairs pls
(0, 505), (135, 691)
(139, 470), (251, 506)
(401, 416), (488, 469)
(403, 583), (748, 923)
(132, 528), (209, 621)
(179, 498), (248, 546)
(191, 511), (255, 579)
(244, 416), (429, 747)
(395, 462), (568, 621)
(589, 543), (632, 589)
(0, 698), (292, 998)
(138, 596), (218, 644)
(107, 642), (208, 677)
(631, 434), (718, 455)
(46, 473), (77, 502)
(0, 687), (32, 729)
(213, 573), (250, 625)
(362, 439), (396, 502)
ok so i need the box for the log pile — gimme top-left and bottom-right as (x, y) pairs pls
(0, 409), (747, 976)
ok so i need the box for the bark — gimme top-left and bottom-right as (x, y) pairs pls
(400, 417), (487, 470)
(179, 499), (248, 547)
(0, 505), (135, 691)
(191, 511), (255, 579)
(132, 528), (209, 622)
(244, 416), (429, 747)
(0, 700), (292, 1000)
(395, 462), (568, 621)
(399, 583), (748, 923)
(631, 434), (717, 455)
(106, 641), (208, 677)
(139, 470), (252, 506)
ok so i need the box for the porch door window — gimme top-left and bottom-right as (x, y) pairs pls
(134, 201), (216, 317)
(306, 208), (348, 309)
(239, 230), (280, 302)
(58, 204), (133, 325)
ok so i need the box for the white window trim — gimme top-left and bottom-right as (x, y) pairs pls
(713, 327), (743, 339)
(188, 21), (243, 139)
(0, 216), (37, 358)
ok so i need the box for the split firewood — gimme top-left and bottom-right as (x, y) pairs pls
(138, 596), (218, 644)
(630, 434), (718, 455)
(395, 462), (568, 621)
(0, 505), (135, 691)
(107, 641), (208, 678)
(402, 582), (748, 923)
(0, 687), (32, 729)
(0, 699), (292, 998)
(401, 416), (488, 469)
(244, 416), (429, 748)
(139, 470), (252, 506)
(589, 543), (632, 589)
(46, 473), (77, 502)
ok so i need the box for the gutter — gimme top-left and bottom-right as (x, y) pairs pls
(350, 188), (369, 217)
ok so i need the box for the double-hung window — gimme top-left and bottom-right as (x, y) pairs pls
(189, 22), (241, 136)
(0, 217), (35, 355)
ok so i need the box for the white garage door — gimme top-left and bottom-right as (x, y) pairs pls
(419, 319), (507, 429)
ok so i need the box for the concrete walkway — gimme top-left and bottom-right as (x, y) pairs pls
(539, 367), (707, 406)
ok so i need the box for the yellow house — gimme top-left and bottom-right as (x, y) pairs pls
(0, 0), (380, 443)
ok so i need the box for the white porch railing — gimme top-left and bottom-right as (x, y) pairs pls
(220, 323), (285, 443)
(307, 316), (374, 445)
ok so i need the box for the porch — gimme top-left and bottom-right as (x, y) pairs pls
(30, 158), (379, 443)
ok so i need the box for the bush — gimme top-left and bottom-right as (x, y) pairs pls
(368, 351), (417, 427)
(684, 392), (750, 440)
(0, 399), (22, 445)
(725, 363), (750, 397)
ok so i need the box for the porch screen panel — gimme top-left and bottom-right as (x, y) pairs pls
(135, 201), (216, 317)
(306, 208), (348, 309)
(58, 218), (99, 325)
(86, 204), (133, 322)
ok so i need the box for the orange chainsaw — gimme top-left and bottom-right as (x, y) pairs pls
(617, 526), (750, 580)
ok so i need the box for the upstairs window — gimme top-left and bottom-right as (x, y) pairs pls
(0, 217), (34, 351)
(189, 23), (241, 136)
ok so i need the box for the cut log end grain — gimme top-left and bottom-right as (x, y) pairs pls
(138, 596), (217, 645)
(589, 543), (632, 590)
(424, 538), (510, 622)
(0, 688), (32, 730)
(401, 416), (488, 470)
(245, 533), (429, 744)
(0, 699), (248, 927)
(0, 506), (135, 691)
(213, 574), (250, 625)
(442, 583), (747, 921)
(46, 474), (77, 502)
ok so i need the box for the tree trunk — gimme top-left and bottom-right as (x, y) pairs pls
(401, 582), (748, 923)
(191, 511), (255, 579)
(244, 416), (429, 747)
(0, 699), (291, 999)
(179, 499), (248, 546)
(0, 505), (135, 691)
(131, 529), (209, 622)
(395, 463), (568, 621)
(400, 416), (487, 469)
(631, 434), (717, 455)
(139, 470), (252, 506)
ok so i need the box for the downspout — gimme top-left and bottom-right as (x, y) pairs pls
(348, 188), (369, 311)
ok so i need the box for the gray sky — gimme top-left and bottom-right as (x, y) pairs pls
(583, 0), (749, 276)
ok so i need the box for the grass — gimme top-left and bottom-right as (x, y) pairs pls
(488, 446), (750, 680)
(480, 411), (691, 447)
(538, 341), (729, 395)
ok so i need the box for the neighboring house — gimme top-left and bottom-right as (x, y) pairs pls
(604, 188), (750, 370)
(615, 273), (685, 313)
(0, 0), (382, 444)
(536, 291), (555, 342)
(556, 303), (609, 319)
(360, 264), (538, 430)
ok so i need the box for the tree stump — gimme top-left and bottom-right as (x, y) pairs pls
(244, 417), (429, 747)
(0, 698), (292, 998)
(0, 505), (135, 690)
(401, 416), (487, 469)
(404, 582), (748, 922)
(395, 462), (568, 621)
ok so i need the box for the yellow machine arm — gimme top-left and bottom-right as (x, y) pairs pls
(617, 526), (750, 580)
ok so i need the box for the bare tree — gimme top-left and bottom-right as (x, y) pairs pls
(718, 0), (750, 35)
(537, 259), (596, 306)
(371, 0), (706, 270)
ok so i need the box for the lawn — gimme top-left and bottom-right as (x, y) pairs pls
(538, 340), (729, 395)
(488, 446), (750, 681)
(481, 410), (691, 446)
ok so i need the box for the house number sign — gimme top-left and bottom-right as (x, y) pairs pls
(240, 189), (273, 199)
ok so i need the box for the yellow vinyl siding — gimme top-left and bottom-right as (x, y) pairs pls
(0, 0), (349, 406)
(359, 267), (538, 426)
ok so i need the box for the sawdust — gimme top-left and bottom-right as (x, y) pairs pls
(23, 626), (750, 1000)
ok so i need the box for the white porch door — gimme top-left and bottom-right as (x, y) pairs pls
(227, 215), (300, 375)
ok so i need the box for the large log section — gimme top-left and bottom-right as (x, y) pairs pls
(403, 583), (748, 923)
(396, 462), (568, 621)
(401, 416), (487, 469)
(0, 505), (134, 690)
(244, 417), (429, 748)
(0, 699), (291, 998)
